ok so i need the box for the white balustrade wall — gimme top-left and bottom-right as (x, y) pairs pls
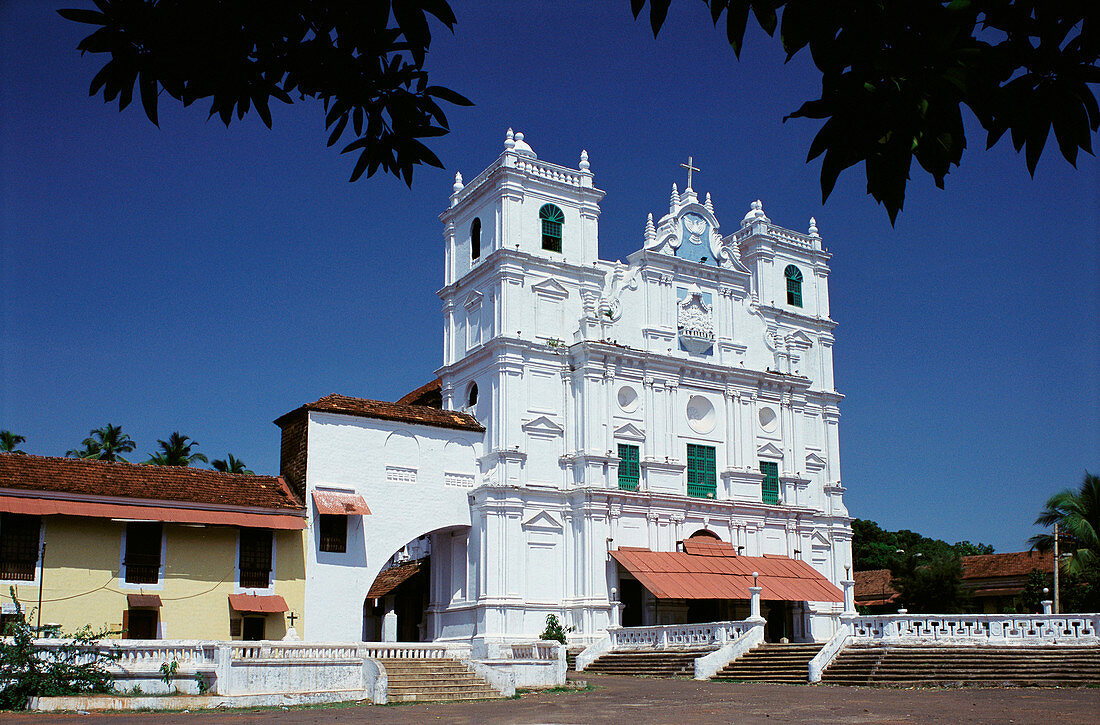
(13, 638), (564, 700)
(609, 620), (757, 650)
(808, 613), (1100, 682)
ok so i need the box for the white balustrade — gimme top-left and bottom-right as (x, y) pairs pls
(609, 620), (755, 650)
(847, 613), (1100, 646)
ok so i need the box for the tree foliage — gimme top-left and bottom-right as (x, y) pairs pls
(1021, 565), (1100, 613)
(0, 432), (26, 455)
(890, 551), (969, 613)
(58, 0), (472, 186)
(633, 0), (1099, 223)
(1029, 470), (1100, 576)
(145, 432), (208, 467)
(851, 518), (994, 571)
(65, 423), (137, 463)
(211, 453), (253, 474)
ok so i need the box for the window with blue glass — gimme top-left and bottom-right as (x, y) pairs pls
(784, 265), (803, 307)
(539, 204), (564, 252)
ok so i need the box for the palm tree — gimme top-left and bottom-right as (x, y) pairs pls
(67, 424), (136, 462)
(1029, 471), (1100, 576)
(0, 430), (26, 454)
(211, 454), (253, 474)
(145, 432), (208, 467)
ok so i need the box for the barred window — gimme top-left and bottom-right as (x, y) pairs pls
(239, 528), (273, 589)
(123, 522), (162, 585)
(0, 513), (40, 581)
(686, 444), (716, 499)
(617, 444), (639, 492)
(319, 514), (347, 553)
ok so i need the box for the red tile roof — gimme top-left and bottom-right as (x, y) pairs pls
(274, 393), (483, 432)
(854, 569), (898, 605)
(395, 379), (443, 407)
(367, 560), (423, 599)
(962, 550), (1053, 579)
(611, 546), (842, 603)
(0, 453), (303, 514)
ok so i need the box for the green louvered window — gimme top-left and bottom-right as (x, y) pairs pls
(539, 204), (564, 252)
(617, 444), (639, 491)
(686, 444), (716, 499)
(785, 265), (803, 307)
(760, 461), (780, 504)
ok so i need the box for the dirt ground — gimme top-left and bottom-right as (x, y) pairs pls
(10, 673), (1100, 724)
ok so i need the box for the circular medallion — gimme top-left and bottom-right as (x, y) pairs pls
(617, 386), (639, 413)
(686, 395), (716, 434)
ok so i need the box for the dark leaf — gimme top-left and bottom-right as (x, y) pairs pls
(56, 8), (105, 25)
(138, 72), (158, 126)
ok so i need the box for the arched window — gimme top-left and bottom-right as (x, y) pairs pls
(466, 382), (478, 408)
(470, 218), (481, 260)
(784, 265), (803, 307)
(688, 529), (721, 540)
(539, 204), (564, 253)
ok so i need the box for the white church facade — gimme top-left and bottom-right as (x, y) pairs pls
(277, 131), (852, 648)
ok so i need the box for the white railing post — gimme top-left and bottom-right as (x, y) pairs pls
(1041, 600), (1053, 615)
(841, 579), (856, 615)
(748, 586), (764, 622)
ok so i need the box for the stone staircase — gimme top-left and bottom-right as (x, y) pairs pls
(382, 658), (504, 702)
(712, 642), (824, 684)
(821, 644), (1100, 687)
(584, 648), (716, 677)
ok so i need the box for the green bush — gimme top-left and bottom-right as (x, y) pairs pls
(0, 597), (117, 710)
(539, 614), (570, 644)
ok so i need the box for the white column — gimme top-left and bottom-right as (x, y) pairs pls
(749, 584), (764, 621)
(382, 597), (397, 641)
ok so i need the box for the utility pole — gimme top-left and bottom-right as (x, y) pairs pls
(1053, 521), (1060, 615)
(35, 542), (46, 636)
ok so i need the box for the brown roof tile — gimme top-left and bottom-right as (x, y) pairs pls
(854, 569), (898, 604)
(0, 453), (303, 512)
(395, 379), (442, 407)
(961, 551), (1053, 579)
(274, 393), (483, 432)
(367, 560), (423, 599)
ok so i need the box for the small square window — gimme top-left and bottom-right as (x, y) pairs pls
(124, 522), (162, 584)
(319, 514), (347, 553)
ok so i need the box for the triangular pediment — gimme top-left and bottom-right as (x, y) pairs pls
(810, 531), (831, 548)
(613, 423), (646, 442)
(521, 415), (564, 434)
(805, 452), (826, 470)
(756, 442), (783, 458)
(532, 277), (569, 299)
(463, 290), (484, 309)
(787, 330), (814, 348)
(523, 510), (563, 530)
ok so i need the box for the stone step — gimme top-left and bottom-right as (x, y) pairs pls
(376, 658), (502, 702)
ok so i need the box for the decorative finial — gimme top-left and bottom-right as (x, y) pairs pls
(742, 199), (768, 225)
(808, 217), (819, 236)
(511, 131), (536, 158)
(505, 128), (515, 150)
(579, 149), (590, 171)
(670, 183), (680, 210)
(645, 212), (655, 241)
(704, 192), (713, 214)
(452, 171), (464, 194)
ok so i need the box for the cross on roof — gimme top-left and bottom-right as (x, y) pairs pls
(680, 156), (700, 190)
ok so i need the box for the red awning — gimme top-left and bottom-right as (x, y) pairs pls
(127, 594), (162, 608)
(611, 546), (843, 603)
(312, 490), (371, 516)
(0, 495), (305, 530)
(228, 594), (289, 613)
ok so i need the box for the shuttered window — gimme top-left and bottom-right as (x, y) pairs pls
(239, 528), (273, 588)
(686, 444), (716, 499)
(0, 513), (41, 581)
(617, 444), (639, 491)
(539, 204), (564, 252)
(785, 265), (803, 307)
(124, 522), (162, 584)
(760, 461), (780, 504)
(471, 217), (481, 260)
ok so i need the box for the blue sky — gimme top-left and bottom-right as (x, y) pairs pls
(2, 1), (1096, 553)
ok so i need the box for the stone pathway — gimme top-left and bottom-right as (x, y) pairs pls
(11, 672), (1100, 724)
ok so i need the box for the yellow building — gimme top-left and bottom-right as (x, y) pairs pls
(0, 453), (306, 640)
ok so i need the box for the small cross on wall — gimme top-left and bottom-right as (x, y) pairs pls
(287, 611), (298, 627)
